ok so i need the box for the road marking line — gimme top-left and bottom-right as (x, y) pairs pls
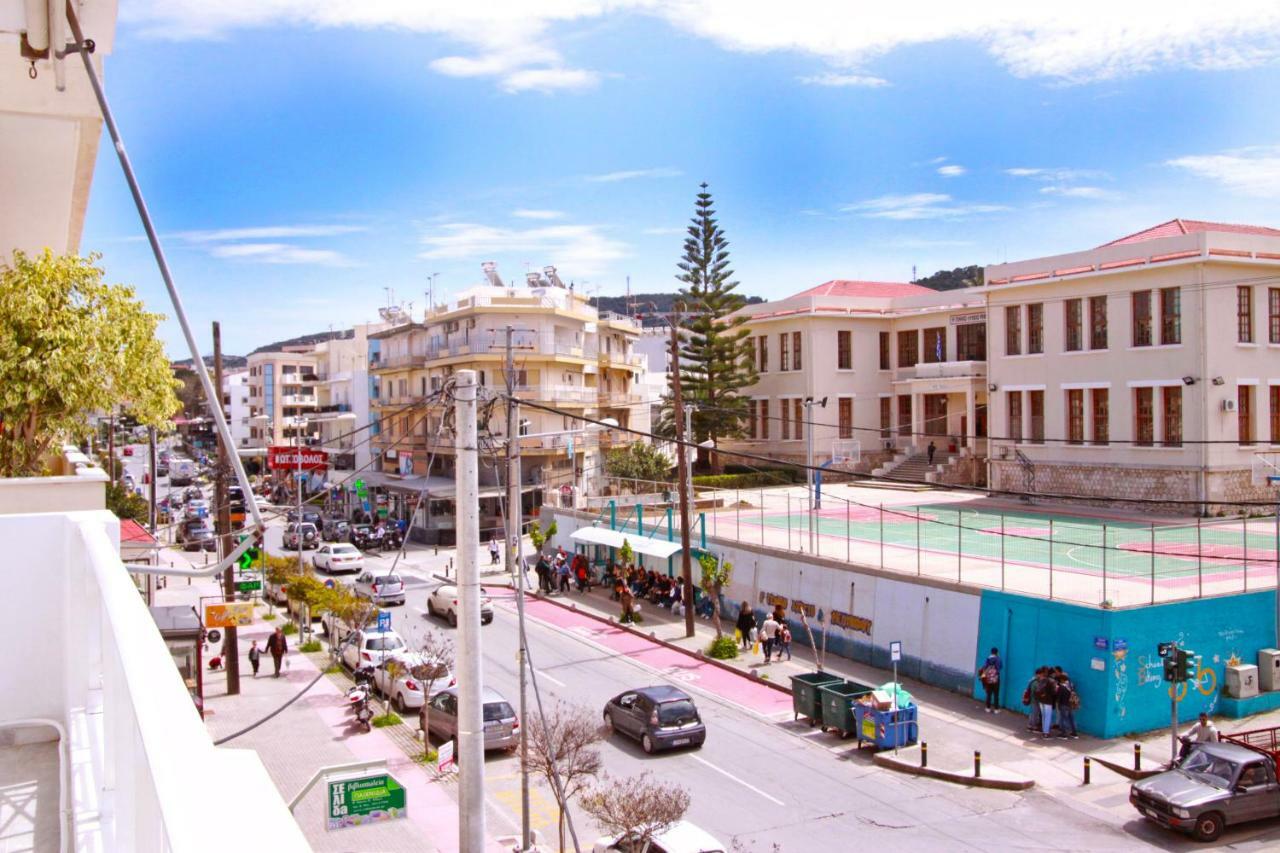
(534, 669), (566, 687)
(689, 755), (784, 805)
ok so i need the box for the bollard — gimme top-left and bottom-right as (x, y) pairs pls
(1083, 756), (1091, 785)
(921, 742), (928, 768)
(974, 750), (982, 778)
(1134, 743), (1142, 771)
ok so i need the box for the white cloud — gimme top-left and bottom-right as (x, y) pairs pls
(512, 209), (566, 220)
(124, 2), (1280, 92)
(1039, 185), (1111, 199)
(1167, 147), (1280, 198)
(585, 167), (683, 183)
(175, 224), (367, 241)
(642, 226), (686, 235)
(842, 193), (1008, 220)
(208, 242), (355, 266)
(419, 221), (628, 275)
(797, 72), (889, 88)
(937, 164), (967, 177)
(1005, 167), (1107, 182)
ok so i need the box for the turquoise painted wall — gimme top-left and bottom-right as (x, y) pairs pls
(975, 590), (1277, 738)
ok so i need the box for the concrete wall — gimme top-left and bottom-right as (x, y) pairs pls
(975, 589), (1278, 737)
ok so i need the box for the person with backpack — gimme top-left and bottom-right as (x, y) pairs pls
(777, 622), (793, 661)
(735, 602), (756, 651)
(1055, 672), (1079, 738)
(1022, 667), (1047, 732)
(979, 647), (1002, 713)
(1035, 668), (1058, 737)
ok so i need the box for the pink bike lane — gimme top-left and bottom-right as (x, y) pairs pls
(516, 596), (793, 718)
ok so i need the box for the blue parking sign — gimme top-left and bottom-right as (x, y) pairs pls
(377, 611), (391, 632)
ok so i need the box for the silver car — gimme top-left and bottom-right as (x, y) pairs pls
(353, 570), (406, 606)
(423, 686), (519, 751)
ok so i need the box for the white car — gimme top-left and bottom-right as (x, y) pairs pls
(338, 627), (409, 671)
(426, 583), (494, 627)
(592, 821), (726, 853)
(372, 653), (455, 713)
(312, 543), (364, 574)
(184, 499), (210, 520)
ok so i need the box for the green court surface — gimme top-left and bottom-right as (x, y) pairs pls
(755, 504), (1278, 580)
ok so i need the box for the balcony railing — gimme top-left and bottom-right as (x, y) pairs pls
(280, 394), (317, 406)
(894, 360), (988, 382)
(598, 350), (646, 368)
(371, 353), (426, 370)
(427, 330), (599, 361)
(598, 390), (650, 406)
(511, 384), (597, 404)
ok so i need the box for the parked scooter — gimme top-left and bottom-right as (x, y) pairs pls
(345, 666), (373, 709)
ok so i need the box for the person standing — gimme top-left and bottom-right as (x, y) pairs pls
(557, 557), (571, 594)
(927, 440), (937, 465)
(735, 602), (756, 651)
(760, 612), (780, 663)
(265, 627), (288, 678)
(1035, 668), (1058, 738)
(535, 553), (552, 594)
(489, 536), (500, 566)
(1179, 712), (1219, 761)
(1055, 672), (1078, 738)
(979, 647), (1002, 713)
(248, 640), (261, 678)
(1023, 667), (1045, 732)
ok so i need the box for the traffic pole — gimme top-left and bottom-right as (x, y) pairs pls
(505, 328), (532, 853)
(670, 316), (695, 638)
(213, 322), (239, 695)
(455, 370), (486, 850)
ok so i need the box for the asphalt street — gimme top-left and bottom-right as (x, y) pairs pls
(124, 443), (1276, 850)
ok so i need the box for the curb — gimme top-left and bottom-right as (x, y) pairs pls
(518, 587), (794, 697)
(871, 751), (1035, 790)
(1088, 754), (1163, 781)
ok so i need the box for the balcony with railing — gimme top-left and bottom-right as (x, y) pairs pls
(280, 393), (318, 406)
(427, 329), (599, 361)
(511, 384), (597, 405)
(0, 455), (305, 850)
(894, 360), (988, 383)
(370, 352), (427, 371)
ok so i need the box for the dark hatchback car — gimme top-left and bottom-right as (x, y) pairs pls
(603, 686), (705, 754)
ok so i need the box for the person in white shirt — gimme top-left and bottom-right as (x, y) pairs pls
(1179, 713), (1219, 761)
(760, 615), (780, 662)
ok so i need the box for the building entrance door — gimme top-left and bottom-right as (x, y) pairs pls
(924, 394), (948, 435)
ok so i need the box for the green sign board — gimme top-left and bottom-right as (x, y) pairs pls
(327, 773), (407, 831)
(236, 580), (262, 592)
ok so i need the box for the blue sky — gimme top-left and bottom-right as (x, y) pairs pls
(83, 2), (1280, 356)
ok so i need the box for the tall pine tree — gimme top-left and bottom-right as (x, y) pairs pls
(664, 184), (757, 473)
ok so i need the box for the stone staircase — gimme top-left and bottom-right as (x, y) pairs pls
(873, 448), (956, 485)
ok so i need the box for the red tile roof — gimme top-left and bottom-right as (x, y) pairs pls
(1101, 219), (1280, 247)
(792, 280), (937, 299)
(120, 518), (157, 544)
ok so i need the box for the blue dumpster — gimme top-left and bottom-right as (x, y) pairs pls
(853, 702), (919, 750)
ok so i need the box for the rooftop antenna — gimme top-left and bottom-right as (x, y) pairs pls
(911, 264), (917, 283)
(481, 261), (503, 288)
(626, 274), (632, 315)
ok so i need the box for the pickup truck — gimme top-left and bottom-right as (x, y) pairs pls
(1130, 726), (1280, 841)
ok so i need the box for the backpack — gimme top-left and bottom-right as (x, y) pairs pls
(1069, 690), (1081, 710)
(980, 665), (999, 686)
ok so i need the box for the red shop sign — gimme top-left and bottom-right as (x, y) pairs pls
(267, 446), (330, 471)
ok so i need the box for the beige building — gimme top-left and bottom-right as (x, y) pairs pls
(368, 265), (650, 537)
(727, 219), (1280, 504)
(246, 347), (322, 449)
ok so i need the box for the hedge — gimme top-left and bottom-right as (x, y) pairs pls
(692, 471), (801, 490)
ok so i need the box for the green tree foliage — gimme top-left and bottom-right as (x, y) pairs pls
(915, 265), (983, 291)
(0, 250), (179, 476)
(661, 184), (757, 473)
(106, 482), (149, 522)
(604, 442), (672, 490)
(529, 519), (557, 555)
(697, 552), (733, 638)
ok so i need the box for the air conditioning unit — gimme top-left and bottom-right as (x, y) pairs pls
(1223, 398), (1237, 412)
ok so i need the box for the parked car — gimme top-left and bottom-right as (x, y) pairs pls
(603, 686), (705, 754)
(353, 570), (406, 607)
(178, 519), (217, 552)
(184, 499), (210, 520)
(592, 821), (726, 853)
(312, 543), (365, 574)
(182, 486), (203, 502)
(156, 461), (169, 478)
(372, 653), (455, 713)
(427, 583), (494, 627)
(1131, 735), (1280, 841)
(423, 686), (519, 751)
(283, 522), (319, 551)
(286, 509), (324, 526)
(322, 517), (351, 542)
(332, 625), (409, 671)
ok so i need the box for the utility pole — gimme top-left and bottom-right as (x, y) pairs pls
(455, 369), (486, 850)
(505, 328), (532, 852)
(213, 322), (240, 695)
(670, 315), (696, 638)
(147, 425), (158, 606)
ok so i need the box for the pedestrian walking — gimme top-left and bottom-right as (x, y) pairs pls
(735, 602), (756, 651)
(777, 623), (792, 660)
(760, 613), (780, 662)
(266, 627), (288, 678)
(248, 640), (261, 678)
(927, 440), (937, 464)
(1055, 672), (1078, 738)
(979, 647), (1002, 713)
(489, 536), (500, 566)
(557, 558), (571, 594)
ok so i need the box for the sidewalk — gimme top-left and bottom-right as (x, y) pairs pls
(153, 574), (474, 852)
(510, 579), (1159, 821)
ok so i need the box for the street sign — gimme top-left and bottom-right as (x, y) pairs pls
(889, 641), (902, 663)
(326, 773), (407, 831)
(1094, 636), (1110, 650)
(377, 611), (391, 632)
(267, 445), (330, 471)
(204, 602), (254, 628)
(436, 739), (455, 773)
(236, 580), (262, 592)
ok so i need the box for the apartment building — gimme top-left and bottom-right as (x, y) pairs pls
(368, 265), (650, 538)
(727, 219), (1280, 505)
(725, 280), (989, 480)
(986, 219), (1280, 504)
(220, 367), (252, 448)
(245, 347), (322, 448)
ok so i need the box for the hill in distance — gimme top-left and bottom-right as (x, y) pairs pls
(590, 292), (765, 325)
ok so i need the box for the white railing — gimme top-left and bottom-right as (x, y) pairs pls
(0, 507), (305, 851)
(280, 394), (317, 406)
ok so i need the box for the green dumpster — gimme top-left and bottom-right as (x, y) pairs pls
(817, 680), (875, 737)
(789, 672), (842, 726)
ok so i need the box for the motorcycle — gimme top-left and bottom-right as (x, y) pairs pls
(383, 528), (404, 551)
(345, 666), (374, 711)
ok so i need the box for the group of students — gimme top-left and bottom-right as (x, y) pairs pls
(604, 565), (684, 610)
(533, 548), (591, 595)
(734, 603), (793, 663)
(1022, 664), (1081, 739)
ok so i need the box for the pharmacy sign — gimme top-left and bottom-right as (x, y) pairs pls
(326, 773), (407, 831)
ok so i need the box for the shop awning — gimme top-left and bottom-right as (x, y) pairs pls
(570, 526), (684, 560)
